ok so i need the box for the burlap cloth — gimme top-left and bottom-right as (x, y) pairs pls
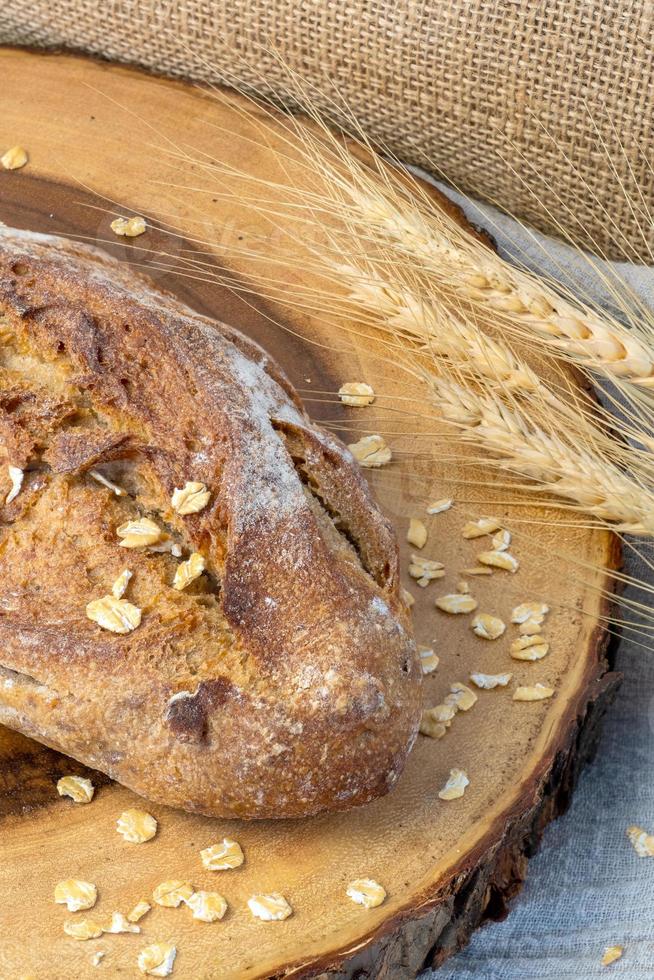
(1, 0), (653, 262)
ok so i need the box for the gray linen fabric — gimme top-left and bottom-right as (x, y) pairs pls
(420, 187), (654, 979)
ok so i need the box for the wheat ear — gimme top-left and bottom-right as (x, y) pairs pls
(338, 260), (547, 392)
(343, 186), (654, 387)
(422, 372), (654, 535)
(335, 257), (593, 420)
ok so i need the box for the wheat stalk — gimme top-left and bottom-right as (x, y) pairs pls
(154, 218), (654, 532)
(130, 154), (654, 522)
(182, 117), (654, 401)
(222, 83), (654, 391)
(111, 69), (654, 537)
(147, 49), (654, 394)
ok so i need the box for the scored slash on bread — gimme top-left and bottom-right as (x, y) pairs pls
(0, 223), (420, 819)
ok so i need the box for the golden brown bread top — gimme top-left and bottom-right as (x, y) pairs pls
(0, 224), (420, 818)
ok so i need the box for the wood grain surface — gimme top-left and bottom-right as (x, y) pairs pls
(0, 49), (621, 980)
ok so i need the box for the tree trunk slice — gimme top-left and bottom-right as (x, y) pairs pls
(0, 49), (621, 980)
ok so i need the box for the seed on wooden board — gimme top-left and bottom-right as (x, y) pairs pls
(491, 529), (511, 551)
(510, 634), (549, 660)
(347, 434), (392, 468)
(438, 768), (469, 800)
(116, 809), (157, 843)
(338, 382), (375, 406)
(57, 775), (94, 804)
(408, 554), (444, 577)
(513, 683), (554, 701)
(511, 601), (550, 623)
(419, 648), (439, 674)
(346, 879), (386, 908)
(407, 518), (428, 549)
(247, 893), (293, 921)
(426, 498), (453, 515)
(54, 879), (97, 912)
(445, 682), (478, 712)
(1, 145), (28, 170)
(111, 215), (147, 237)
(420, 709), (449, 739)
(469, 671), (513, 689)
(152, 881), (194, 908)
(137, 943), (177, 977)
(477, 550), (519, 572)
(435, 593), (478, 614)
(471, 613), (506, 640)
(462, 517), (501, 538)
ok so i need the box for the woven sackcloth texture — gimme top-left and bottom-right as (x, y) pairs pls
(421, 187), (654, 979)
(1, 0), (653, 261)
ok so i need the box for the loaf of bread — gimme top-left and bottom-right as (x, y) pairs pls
(0, 224), (420, 819)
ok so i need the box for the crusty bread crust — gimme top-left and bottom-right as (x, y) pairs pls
(0, 224), (420, 819)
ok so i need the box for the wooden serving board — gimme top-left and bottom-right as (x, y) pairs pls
(0, 49), (621, 980)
